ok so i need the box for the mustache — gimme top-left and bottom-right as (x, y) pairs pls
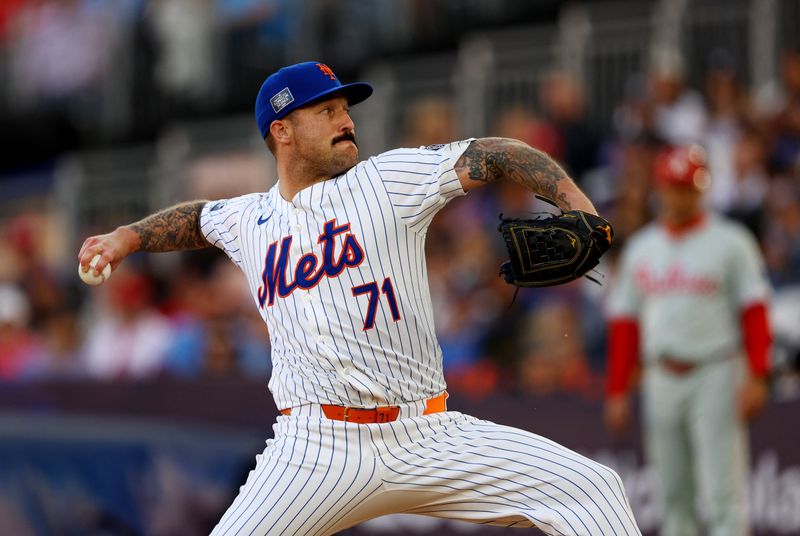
(332, 131), (357, 146)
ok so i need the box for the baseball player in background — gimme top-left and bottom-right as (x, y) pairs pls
(79, 61), (641, 535)
(605, 145), (772, 536)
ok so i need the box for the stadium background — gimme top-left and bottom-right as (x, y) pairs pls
(0, 0), (799, 534)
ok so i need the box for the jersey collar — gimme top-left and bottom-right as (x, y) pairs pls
(662, 212), (707, 238)
(270, 175), (338, 219)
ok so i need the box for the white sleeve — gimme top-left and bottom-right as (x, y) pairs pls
(371, 138), (475, 233)
(728, 226), (771, 307)
(606, 242), (642, 319)
(199, 193), (261, 268)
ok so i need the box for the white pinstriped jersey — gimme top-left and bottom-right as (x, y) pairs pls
(200, 139), (474, 410)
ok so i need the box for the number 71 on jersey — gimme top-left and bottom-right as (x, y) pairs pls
(351, 277), (401, 331)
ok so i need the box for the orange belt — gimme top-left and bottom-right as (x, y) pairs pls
(280, 392), (448, 424)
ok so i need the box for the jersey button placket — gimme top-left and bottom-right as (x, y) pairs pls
(292, 207), (301, 234)
(302, 293), (315, 323)
(293, 207), (321, 341)
(289, 207), (303, 255)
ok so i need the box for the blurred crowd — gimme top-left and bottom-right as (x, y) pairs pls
(0, 0), (532, 171)
(1, 1), (799, 402)
(0, 228), (271, 381)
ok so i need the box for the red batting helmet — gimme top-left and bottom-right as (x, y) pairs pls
(653, 144), (711, 192)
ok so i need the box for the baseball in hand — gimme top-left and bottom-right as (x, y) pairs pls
(78, 255), (112, 286)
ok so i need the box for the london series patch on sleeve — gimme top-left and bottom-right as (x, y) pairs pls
(270, 88), (295, 114)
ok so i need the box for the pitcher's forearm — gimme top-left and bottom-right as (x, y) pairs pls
(126, 201), (210, 252)
(455, 137), (596, 214)
(78, 201), (211, 278)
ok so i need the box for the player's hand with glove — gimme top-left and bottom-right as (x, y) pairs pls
(497, 199), (614, 287)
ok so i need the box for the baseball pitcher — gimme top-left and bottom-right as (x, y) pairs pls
(80, 62), (640, 535)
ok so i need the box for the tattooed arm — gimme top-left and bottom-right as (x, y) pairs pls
(78, 201), (210, 277)
(454, 137), (596, 214)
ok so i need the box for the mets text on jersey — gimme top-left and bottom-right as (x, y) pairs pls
(257, 219), (364, 307)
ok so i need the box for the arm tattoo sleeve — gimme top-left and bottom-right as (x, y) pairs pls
(128, 201), (210, 252)
(455, 137), (573, 209)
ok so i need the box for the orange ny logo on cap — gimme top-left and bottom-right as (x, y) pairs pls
(316, 63), (336, 80)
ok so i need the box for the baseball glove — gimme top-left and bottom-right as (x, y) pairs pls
(497, 201), (613, 288)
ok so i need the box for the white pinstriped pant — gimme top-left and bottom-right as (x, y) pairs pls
(211, 404), (641, 536)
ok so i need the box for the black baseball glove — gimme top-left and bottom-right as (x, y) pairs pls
(497, 203), (613, 288)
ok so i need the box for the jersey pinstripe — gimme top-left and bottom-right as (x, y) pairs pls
(200, 140), (472, 410)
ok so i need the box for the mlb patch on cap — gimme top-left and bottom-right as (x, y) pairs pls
(255, 62), (373, 139)
(270, 88), (294, 114)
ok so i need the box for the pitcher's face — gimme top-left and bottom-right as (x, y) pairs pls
(289, 96), (359, 177)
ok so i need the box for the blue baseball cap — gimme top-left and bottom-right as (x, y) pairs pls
(255, 61), (373, 139)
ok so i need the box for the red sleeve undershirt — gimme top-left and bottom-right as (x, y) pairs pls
(741, 302), (771, 378)
(606, 304), (771, 396)
(606, 318), (640, 397)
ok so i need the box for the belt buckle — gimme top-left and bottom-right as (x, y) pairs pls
(661, 356), (695, 375)
(342, 407), (350, 422)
